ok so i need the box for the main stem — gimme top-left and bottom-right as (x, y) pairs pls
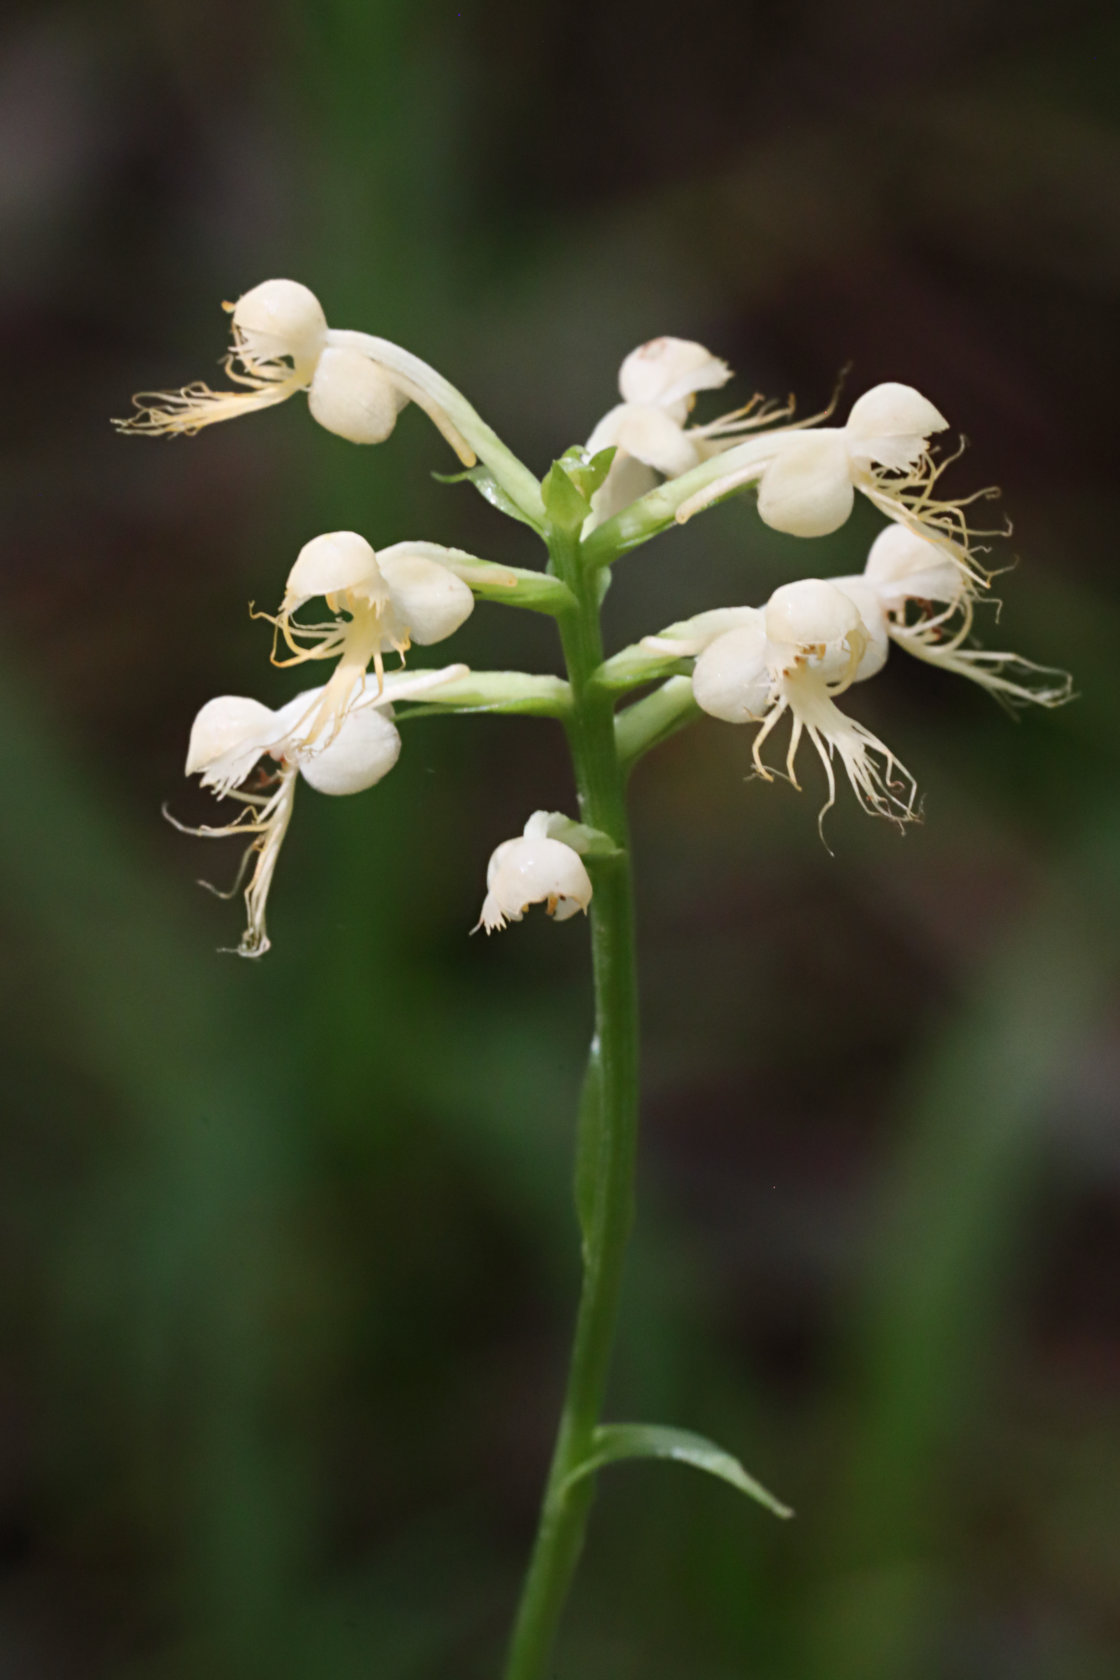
(502, 532), (640, 1680)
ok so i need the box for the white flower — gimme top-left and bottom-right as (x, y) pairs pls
(115, 278), (474, 460)
(476, 811), (594, 934)
(258, 531), (476, 743)
(830, 527), (1072, 707)
(677, 382), (998, 592)
(175, 664), (467, 956)
(651, 579), (917, 826)
(585, 336), (765, 526)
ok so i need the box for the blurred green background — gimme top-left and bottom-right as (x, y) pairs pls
(2, 1), (1118, 1675)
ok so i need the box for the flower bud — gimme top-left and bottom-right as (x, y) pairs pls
(618, 336), (731, 419)
(296, 706), (401, 795)
(765, 578), (866, 681)
(283, 530), (386, 611)
(307, 346), (407, 443)
(691, 624), (774, 723)
(757, 433), (854, 537)
(478, 835), (593, 933)
(376, 551), (474, 645)
(845, 383), (947, 471)
(230, 280), (327, 378)
(185, 695), (275, 777)
(863, 524), (963, 605)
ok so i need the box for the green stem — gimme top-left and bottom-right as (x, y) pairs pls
(502, 526), (640, 1680)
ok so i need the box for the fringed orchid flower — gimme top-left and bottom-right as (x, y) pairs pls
(115, 278), (476, 461)
(646, 579), (917, 826)
(833, 526), (1073, 708)
(258, 531), (476, 744)
(174, 664), (467, 956)
(676, 382), (1000, 591)
(584, 336), (789, 526)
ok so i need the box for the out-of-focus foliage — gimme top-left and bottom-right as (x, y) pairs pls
(1, 0), (1118, 1675)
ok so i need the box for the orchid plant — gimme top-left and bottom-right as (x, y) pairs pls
(117, 280), (1069, 1678)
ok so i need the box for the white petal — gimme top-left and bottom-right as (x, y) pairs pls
(757, 432), (854, 537)
(186, 695), (277, 779)
(618, 337), (731, 414)
(378, 552), (474, 645)
(231, 280), (327, 378)
(296, 707), (401, 796)
(284, 530), (385, 608)
(692, 624), (775, 723)
(863, 524), (964, 605)
(308, 346), (407, 444)
(765, 578), (866, 682)
(616, 406), (702, 476)
(586, 452), (659, 526)
(845, 383), (948, 471)
(828, 577), (890, 680)
(586, 403), (628, 455)
(481, 835), (593, 927)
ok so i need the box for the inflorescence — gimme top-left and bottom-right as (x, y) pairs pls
(117, 281), (1071, 954)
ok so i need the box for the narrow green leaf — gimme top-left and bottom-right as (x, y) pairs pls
(433, 465), (544, 532)
(563, 1424), (793, 1519)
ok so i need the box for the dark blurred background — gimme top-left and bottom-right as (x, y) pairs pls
(1, 1), (1118, 1675)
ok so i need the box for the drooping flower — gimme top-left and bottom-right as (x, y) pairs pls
(831, 526), (1072, 707)
(584, 336), (788, 526)
(676, 382), (999, 591)
(115, 279), (475, 461)
(647, 579), (917, 826)
(174, 664), (467, 956)
(257, 531), (477, 743)
(476, 812), (594, 933)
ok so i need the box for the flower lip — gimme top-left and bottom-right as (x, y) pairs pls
(229, 279), (327, 378)
(283, 531), (387, 610)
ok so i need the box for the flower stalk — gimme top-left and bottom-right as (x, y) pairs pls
(502, 521), (641, 1680)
